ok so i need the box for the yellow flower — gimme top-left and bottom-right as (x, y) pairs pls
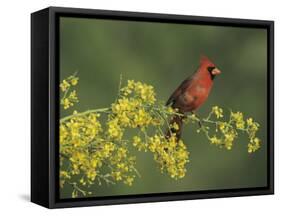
(231, 111), (245, 129)
(148, 134), (161, 153)
(246, 118), (253, 126)
(112, 171), (122, 181)
(124, 176), (134, 186)
(59, 75), (79, 110)
(167, 107), (174, 114)
(248, 137), (261, 153)
(127, 80), (135, 89)
(60, 171), (71, 188)
(101, 142), (115, 158)
(60, 125), (68, 144)
(59, 74), (262, 197)
(247, 119), (259, 140)
(61, 98), (71, 109)
(117, 163), (129, 172)
(210, 136), (222, 145)
(212, 106), (223, 118)
(70, 77), (79, 86)
(218, 122), (226, 132)
(60, 170), (70, 179)
(85, 113), (102, 139)
(117, 147), (127, 159)
(107, 118), (123, 140)
(60, 80), (70, 92)
(133, 136), (141, 146)
(133, 109), (152, 127)
(86, 170), (97, 181)
(60, 90), (78, 110)
(147, 134), (189, 179)
(171, 122), (179, 131)
(224, 134), (234, 150)
(132, 136), (146, 151)
(90, 159), (98, 169)
(69, 90), (78, 101)
(121, 80), (156, 104)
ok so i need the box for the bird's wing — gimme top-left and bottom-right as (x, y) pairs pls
(166, 77), (193, 106)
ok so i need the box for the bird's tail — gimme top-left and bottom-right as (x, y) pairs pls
(166, 114), (184, 140)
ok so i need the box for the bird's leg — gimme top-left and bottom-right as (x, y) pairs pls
(191, 111), (203, 128)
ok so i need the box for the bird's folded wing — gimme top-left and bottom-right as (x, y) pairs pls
(166, 77), (192, 106)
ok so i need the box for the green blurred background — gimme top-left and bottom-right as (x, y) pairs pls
(59, 17), (267, 198)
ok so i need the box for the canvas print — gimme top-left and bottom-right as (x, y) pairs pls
(59, 17), (267, 199)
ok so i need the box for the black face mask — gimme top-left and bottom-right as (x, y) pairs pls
(207, 66), (216, 80)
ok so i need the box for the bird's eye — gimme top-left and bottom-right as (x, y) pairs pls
(207, 66), (215, 73)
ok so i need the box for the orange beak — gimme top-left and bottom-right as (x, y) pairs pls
(211, 67), (221, 75)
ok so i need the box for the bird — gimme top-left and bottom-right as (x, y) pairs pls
(166, 56), (221, 140)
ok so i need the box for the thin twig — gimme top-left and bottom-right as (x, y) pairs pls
(60, 107), (110, 123)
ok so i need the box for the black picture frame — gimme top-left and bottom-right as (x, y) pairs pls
(31, 6), (274, 208)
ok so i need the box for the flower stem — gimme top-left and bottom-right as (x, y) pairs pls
(60, 107), (110, 123)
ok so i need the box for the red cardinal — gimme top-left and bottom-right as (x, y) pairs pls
(166, 56), (221, 139)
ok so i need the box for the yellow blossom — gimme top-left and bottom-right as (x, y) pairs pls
(171, 122), (179, 131)
(60, 80), (70, 92)
(248, 137), (261, 153)
(107, 118), (123, 140)
(210, 136), (222, 145)
(231, 111), (245, 129)
(59, 74), (261, 198)
(70, 77), (79, 86)
(112, 171), (122, 181)
(212, 106), (223, 118)
(124, 176), (134, 186)
(61, 98), (71, 109)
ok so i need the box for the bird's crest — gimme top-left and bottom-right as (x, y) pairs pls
(200, 55), (215, 67)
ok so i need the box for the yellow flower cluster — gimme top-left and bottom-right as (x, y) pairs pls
(60, 75), (79, 109)
(60, 112), (102, 148)
(60, 75), (79, 91)
(214, 120), (237, 150)
(212, 106), (223, 118)
(231, 111), (245, 129)
(111, 98), (156, 129)
(109, 147), (137, 186)
(109, 80), (190, 179)
(121, 80), (156, 104)
(59, 112), (104, 191)
(59, 75), (262, 198)
(149, 134), (189, 179)
(107, 118), (123, 140)
(132, 133), (189, 179)
(246, 118), (260, 153)
(60, 113), (137, 196)
(195, 106), (261, 152)
(61, 90), (78, 109)
(108, 80), (163, 136)
(60, 77), (189, 198)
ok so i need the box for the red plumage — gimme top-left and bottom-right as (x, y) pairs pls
(166, 56), (221, 139)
